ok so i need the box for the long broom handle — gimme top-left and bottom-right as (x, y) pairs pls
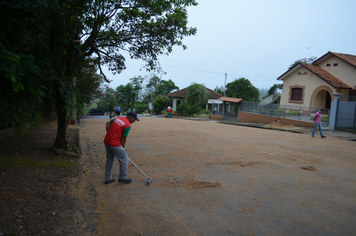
(127, 157), (150, 180)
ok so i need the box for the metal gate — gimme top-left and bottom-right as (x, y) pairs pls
(336, 97), (356, 133)
(224, 102), (239, 121)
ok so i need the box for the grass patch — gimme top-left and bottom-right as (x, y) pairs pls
(193, 114), (211, 119)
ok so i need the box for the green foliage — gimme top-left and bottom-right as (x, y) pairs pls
(116, 83), (136, 110)
(145, 75), (179, 99)
(177, 103), (190, 115)
(288, 56), (317, 70)
(153, 96), (170, 114)
(135, 104), (149, 114)
(83, 103), (98, 115)
(188, 104), (203, 115)
(130, 76), (144, 99)
(0, 0), (198, 149)
(98, 88), (116, 113)
(267, 84), (282, 96)
(185, 84), (209, 107)
(311, 115), (329, 122)
(76, 62), (106, 115)
(177, 103), (202, 116)
(226, 78), (259, 102)
(156, 79), (179, 96)
(202, 109), (210, 114)
(194, 113), (211, 119)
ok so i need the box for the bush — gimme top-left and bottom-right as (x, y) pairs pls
(177, 103), (190, 115)
(202, 109), (210, 114)
(134, 104), (149, 114)
(177, 103), (202, 116)
(153, 96), (170, 114)
(188, 104), (202, 115)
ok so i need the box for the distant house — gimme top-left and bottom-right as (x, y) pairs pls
(277, 51), (356, 110)
(166, 86), (222, 111)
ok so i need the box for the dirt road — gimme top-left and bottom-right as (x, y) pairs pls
(77, 117), (356, 235)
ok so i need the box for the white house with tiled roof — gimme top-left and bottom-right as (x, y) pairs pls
(277, 51), (356, 110)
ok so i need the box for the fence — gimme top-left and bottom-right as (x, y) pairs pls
(240, 102), (329, 127)
(211, 104), (223, 116)
(336, 96), (356, 133)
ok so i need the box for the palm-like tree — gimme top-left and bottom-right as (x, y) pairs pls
(185, 83), (209, 107)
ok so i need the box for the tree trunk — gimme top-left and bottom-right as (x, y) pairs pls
(51, 99), (69, 150)
(71, 77), (77, 124)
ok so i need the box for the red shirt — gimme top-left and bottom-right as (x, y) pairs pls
(103, 117), (131, 147)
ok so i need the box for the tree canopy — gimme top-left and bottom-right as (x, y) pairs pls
(185, 83), (209, 107)
(226, 78), (259, 102)
(1, 0), (198, 149)
(145, 75), (179, 99)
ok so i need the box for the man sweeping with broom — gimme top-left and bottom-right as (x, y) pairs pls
(103, 111), (140, 184)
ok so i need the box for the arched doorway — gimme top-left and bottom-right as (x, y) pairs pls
(325, 92), (331, 109)
(310, 86), (334, 110)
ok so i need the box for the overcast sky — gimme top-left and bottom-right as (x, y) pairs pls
(104, 0), (356, 92)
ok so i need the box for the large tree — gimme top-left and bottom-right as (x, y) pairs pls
(115, 83), (137, 110)
(185, 83), (209, 108)
(226, 78), (259, 102)
(1, 0), (198, 150)
(53, 0), (198, 149)
(156, 79), (179, 96)
(145, 75), (179, 99)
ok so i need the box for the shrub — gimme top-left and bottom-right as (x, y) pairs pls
(188, 104), (202, 115)
(177, 103), (202, 116)
(202, 109), (210, 114)
(177, 103), (189, 115)
(134, 104), (149, 114)
(153, 96), (170, 114)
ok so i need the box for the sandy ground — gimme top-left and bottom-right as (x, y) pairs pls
(76, 117), (356, 235)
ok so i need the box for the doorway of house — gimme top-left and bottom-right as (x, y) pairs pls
(325, 92), (331, 109)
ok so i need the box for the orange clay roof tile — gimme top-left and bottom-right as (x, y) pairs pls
(301, 63), (352, 89)
(330, 52), (356, 68)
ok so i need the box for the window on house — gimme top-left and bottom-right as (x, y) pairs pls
(333, 63), (338, 66)
(326, 64), (331, 67)
(291, 88), (303, 101)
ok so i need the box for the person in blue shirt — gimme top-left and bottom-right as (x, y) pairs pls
(116, 106), (121, 117)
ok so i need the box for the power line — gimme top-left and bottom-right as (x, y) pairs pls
(160, 56), (277, 80)
(161, 56), (224, 75)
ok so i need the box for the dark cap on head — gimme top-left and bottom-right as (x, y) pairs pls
(127, 111), (140, 121)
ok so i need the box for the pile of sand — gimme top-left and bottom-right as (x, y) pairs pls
(265, 120), (297, 129)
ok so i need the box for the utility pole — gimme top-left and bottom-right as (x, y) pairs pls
(224, 73), (227, 97)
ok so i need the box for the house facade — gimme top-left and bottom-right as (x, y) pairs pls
(277, 51), (356, 111)
(166, 86), (222, 111)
